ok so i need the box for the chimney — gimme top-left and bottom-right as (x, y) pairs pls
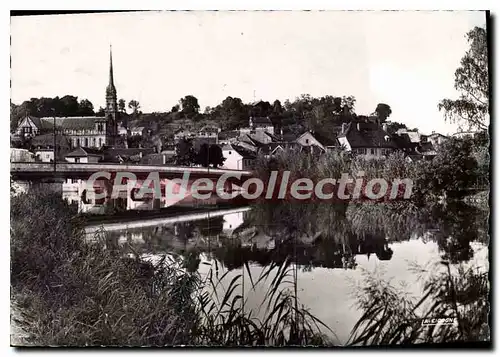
(341, 123), (347, 134)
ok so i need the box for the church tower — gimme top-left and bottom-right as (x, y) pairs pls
(105, 45), (118, 142)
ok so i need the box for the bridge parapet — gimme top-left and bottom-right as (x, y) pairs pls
(11, 162), (254, 181)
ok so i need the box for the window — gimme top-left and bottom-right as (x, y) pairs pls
(75, 158), (80, 163)
(305, 139), (309, 144)
(99, 138), (103, 147)
(229, 151), (232, 155)
(84, 138), (89, 147)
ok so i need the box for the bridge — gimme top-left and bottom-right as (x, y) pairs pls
(11, 162), (255, 211)
(10, 162), (253, 181)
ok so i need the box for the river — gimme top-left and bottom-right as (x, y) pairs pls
(79, 192), (489, 345)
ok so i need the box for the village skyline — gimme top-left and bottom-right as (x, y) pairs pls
(11, 11), (487, 136)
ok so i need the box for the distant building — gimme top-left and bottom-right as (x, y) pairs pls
(249, 117), (274, 134)
(10, 148), (35, 162)
(173, 129), (195, 141)
(31, 133), (72, 162)
(129, 126), (146, 137)
(218, 130), (240, 145)
(15, 47), (120, 148)
(296, 131), (339, 153)
(452, 131), (477, 139)
(197, 125), (220, 139)
(65, 147), (103, 163)
(337, 121), (399, 159)
(222, 144), (256, 170)
(428, 132), (448, 147)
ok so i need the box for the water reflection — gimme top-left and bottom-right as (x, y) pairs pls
(83, 196), (489, 344)
(85, 200), (488, 272)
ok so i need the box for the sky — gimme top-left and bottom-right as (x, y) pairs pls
(11, 11), (487, 135)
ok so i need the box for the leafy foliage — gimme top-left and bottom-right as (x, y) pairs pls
(438, 27), (489, 131)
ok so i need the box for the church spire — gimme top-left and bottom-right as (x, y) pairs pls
(109, 45), (114, 87)
(106, 45), (116, 97)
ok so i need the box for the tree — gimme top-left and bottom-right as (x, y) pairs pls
(96, 107), (105, 117)
(171, 104), (180, 113)
(208, 144), (225, 168)
(128, 100), (141, 114)
(212, 96), (248, 130)
(78, 99), (94, 116)
(195, 143), (210, 167)
(194, 144), (226, 168)
(174, 138), (196, 166)
(438, 26), (488, 131)
(180, 95), (200, 117)
(427, 137), (479, 196)
(374, 103), (392, 122)
(272, 100), (283, 115)
(118, 99), (126, 113)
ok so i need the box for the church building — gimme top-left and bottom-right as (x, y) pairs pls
(15, 47), (119, 149)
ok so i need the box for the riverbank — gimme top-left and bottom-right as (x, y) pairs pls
(11, 189), (330, 346)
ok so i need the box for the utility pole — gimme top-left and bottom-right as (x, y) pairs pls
(53, 110), (57, 174)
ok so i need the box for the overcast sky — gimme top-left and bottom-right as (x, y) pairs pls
(11, 11), (486, 135)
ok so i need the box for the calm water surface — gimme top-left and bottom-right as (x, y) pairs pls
(81, 193), (489, 344)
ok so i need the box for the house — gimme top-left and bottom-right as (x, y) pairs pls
(102, 147), (156, 164)
(15, 115), (42, 138)
(15, 47), (120, 148)
(237, 134), (264, 152)
(65, 147), (103, 163)
(248, 130), (279, 145)
(218, 130), (240, 145)
(130, 126), (146, 137)
(249, 116), (274, 134)
(10, 148), (35, 162)
(117, 125), (128, 136)
(452, 131), (477, 139)
(197, 125), (220, 139)
(395, 128), (422, 143)
(428, 132), (448, 147)
(296, 131), (339, 153)
(222, 144), (256, 170)
(337, 121), (399, 159)
(173, 129), (195, 142)
(392, 133), (422, 161)
(416, 142), (437, 160)
(258, 142), (303, 158)
(31, 133), (72, 162)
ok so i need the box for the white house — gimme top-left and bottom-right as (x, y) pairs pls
(428, 132), (448, 147)
(222, 144), (256, 170)
(130, 126), (146, 137)
(10, 148), (35, 162)
(295, 131), (338, 152)
(65, 147), (103, 163)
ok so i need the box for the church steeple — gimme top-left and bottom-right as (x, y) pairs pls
(106, 45), (117, 98)
(105, 45), (118, 143)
